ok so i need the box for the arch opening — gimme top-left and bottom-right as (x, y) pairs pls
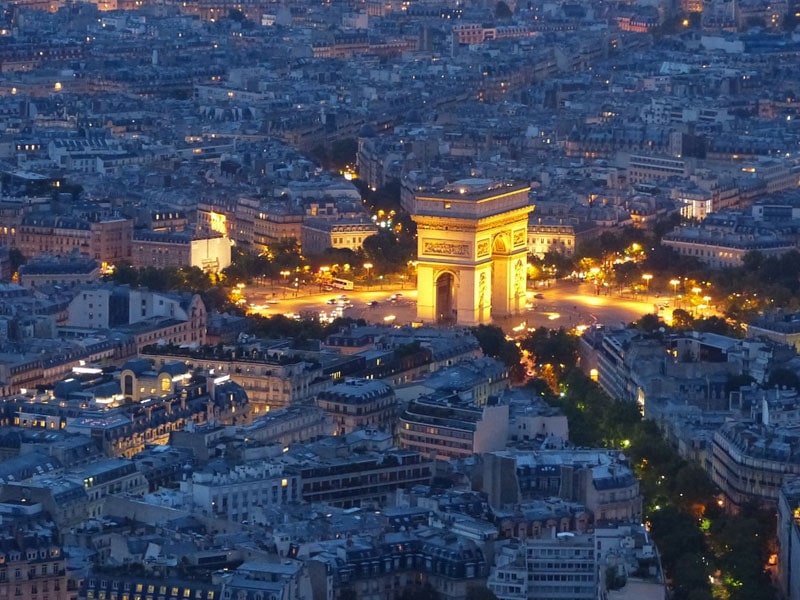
(435, 272), (456, 324)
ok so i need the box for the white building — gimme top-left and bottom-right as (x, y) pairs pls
(489, 534), (597, 600)
(67, 286), (205, 334)
(180, 461), (300, 523)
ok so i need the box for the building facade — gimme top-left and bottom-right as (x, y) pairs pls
(316, 379), (397, 435)
(398, 394), (509, 460)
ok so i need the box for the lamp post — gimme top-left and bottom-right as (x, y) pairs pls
(280, 270), (290, 298)
(363, 262), (373, 289)
(642, 273), (653, 296)
(590, 267), (600, 295)
(691, 287), (702, 317)
(670, 278), (680, 296)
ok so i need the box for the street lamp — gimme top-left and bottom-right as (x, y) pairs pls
(670, 279), (680, 295)
(280, 270), (291, 298)
(642, 273), (653, 295)
(363, 262), (373, 289)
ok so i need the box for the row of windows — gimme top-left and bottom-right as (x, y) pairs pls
(530, 574), (594, 581)
(86, 591), (211, 600)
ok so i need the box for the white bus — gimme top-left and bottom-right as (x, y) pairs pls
(331, 278), (354, 290)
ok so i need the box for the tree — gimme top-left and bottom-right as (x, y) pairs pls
(8, 248), (26, 274)
(693, 316), (735, 337)
(673, 463), (716, 517)
(399, 583), (441, 600)
(612, 261), (642, 289)
(495, 0), (513, 19)
(520, 327), (578, 374)
(329, 138), (358, 172)
(726, 373), (755, 394)
(671, 308), (694, 330)
(767, 367), (800, 390)
(633, 313), (666, 333)
(466, 586), (499, 600)
(362, 229), (414, 274)
(106, 262), (139, 286)
(472, 324), (508, 358)
(472, 325), (521, 368)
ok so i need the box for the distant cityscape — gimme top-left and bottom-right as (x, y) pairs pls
(1, 0), (800, 599)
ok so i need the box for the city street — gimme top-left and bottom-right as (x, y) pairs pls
(244, 279), (661, 331)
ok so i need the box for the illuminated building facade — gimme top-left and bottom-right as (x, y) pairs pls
(412, 179), (532, 325)
(130, 231), (232, 272)
(1, 361), (249, 457)
(301, 218), (379, 255)
(141, 344), (329, 414)
(13, 214), (132, 266)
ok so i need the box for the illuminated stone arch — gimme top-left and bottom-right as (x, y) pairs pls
(413, 180), (532, 325)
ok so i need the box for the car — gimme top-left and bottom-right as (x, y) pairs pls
(534, 293), (544, 299)
(322, 285), (333, 291)
(368, 301), (379, 307)
(326, 298), (337, 305)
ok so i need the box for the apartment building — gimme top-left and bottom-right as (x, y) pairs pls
(0, 503), (69, 600)
(527, 218), (596, 258)
(711, 421), (800, 511)
(18, 255), (100, 290)
(315, 379), (397, 435)
(627, 154), (688, 184)
(130, 230), (232, 272)
(398, 393), (510, 460)
(301, 217), (378, 255)
(141, 344), (329, 414)
(12, 214), (132, 266)
(489, 534), (597, 600)
(296, 449), (432, 508)
(181, 462), (300, 522)
(481, 450), (642, 523)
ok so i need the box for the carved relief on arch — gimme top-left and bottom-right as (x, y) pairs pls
(492, 233), (511, 254)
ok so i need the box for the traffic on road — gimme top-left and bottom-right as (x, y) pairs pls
(242, 279), (660, 332)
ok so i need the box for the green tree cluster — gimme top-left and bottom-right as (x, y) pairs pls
(520, 327), (578, 381)
(362, 228), (415, 275)
(249, 315), (365, 343)
(471, 324), (524, 381)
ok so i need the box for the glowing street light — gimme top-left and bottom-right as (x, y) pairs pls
(670, 278), (680, 295)
(280, 270), (291, 298)
(363, 262), (373, 289)
(642, 273), (653, 295)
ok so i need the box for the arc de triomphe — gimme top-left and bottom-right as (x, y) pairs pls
(412, 179), (532, 326)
